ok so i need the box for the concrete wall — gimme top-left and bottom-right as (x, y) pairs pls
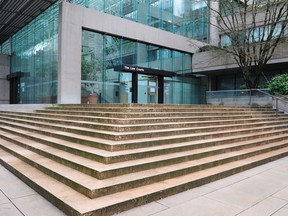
(0, 54), (10, 104)
(192, 40), (288, 73)
(209, 1), (220, 46)
(57, 2), (205, 104)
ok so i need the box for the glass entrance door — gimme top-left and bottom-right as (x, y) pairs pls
(147, 78), (158, 103)
(137, 75), (158, 104)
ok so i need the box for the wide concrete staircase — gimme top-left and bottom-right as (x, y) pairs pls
(0, 104), (288, 216)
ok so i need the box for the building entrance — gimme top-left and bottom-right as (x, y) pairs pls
(147, 77), (157, 103)
(7, 72), (21, 104)
(121, 65), (175, 104)
(137, 75), (159, 104)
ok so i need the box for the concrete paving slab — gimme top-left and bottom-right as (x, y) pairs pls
(118, 157), (288, 216)
(205, 162), (288, 210)
(204, 183), (267, 210)
(113, 202), (168, 216)
(273, 186), (288, 201)
(151, 196), (240, 216)
(2, 156), (288, 216)
(239, 158), (287, 177)
(157, 185), (214, 207)
(271, 207), (288, 216)
(0, 191), (9, 205)
(205, 173), (248, 190)
(0, 165), (66, 216)
(0, 166), (36, 199)
(0, 202), (23, 216)
(12, 194), (67, 216)
(236, 197), (287, 216)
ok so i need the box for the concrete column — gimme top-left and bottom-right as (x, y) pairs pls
(0, 54), (10, 104)
(209, 1), (220, 46)
(58, 2), (82, 104)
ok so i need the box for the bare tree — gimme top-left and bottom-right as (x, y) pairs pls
(207, 0), (288, 89)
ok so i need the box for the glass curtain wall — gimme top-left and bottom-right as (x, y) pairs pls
(0, 40), (10, 55)
(74, 0), (209, 42)
(82, 30), (202, 104)
(9, 2), (60, 104)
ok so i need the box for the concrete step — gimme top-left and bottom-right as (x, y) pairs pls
(1, 146), (288, 216)
(1, 124), (288, 165)
(0, 119), (287, 151)
(36, 109), (279, 118)
(0, 104), (287, 216)
(0, 112), (287, 132)
(44, 106), (272, 113)
(3, 111), (279, 124)
(1, 133), (288, 198)
(0, 115), (287, 141)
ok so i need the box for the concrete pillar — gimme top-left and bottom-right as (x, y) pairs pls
(209, 1), (220, 46)
(58, 2), (82, 104)
(0, 54), (10, 104)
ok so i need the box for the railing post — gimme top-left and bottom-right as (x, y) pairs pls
(276, 98), (279, 116)
(249, 89), (252, 106)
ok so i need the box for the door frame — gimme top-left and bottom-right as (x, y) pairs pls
(119, 65), (175, 104)
(7, 72), (22, 104)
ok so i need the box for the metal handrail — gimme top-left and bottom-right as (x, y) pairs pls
(206, 89), (288, 114)
(255, 89), (288, 114)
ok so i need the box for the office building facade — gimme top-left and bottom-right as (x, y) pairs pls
(0, 0), (209, 104)
(1, 0), (287, 105)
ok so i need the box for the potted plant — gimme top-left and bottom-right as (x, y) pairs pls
(81, 53), (102, 104)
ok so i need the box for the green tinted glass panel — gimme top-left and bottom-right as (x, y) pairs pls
(82, 29), (203, 104)
(73, 0), (209, 42)
(10, 2), (60, 104)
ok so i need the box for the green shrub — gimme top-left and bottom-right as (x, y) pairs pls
(268, 73), (288, 95)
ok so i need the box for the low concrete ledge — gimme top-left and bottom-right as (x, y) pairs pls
(0, 104), (53, 113)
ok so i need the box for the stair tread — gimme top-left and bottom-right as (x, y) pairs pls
(1, 117), (287, 137)
(1, 146), (288, 215)
(38, 109), (277, 115)
(2, 112), (287, 128)
(43, 105), (273, 111)
(1, 133), (287, 182)
(0, 104), (288, 215)
(30, 112), (276, 120)
(0, 122), (286, 151)
(1, 124), (288, 161)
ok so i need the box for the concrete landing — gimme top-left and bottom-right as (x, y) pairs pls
(1, 157), (288, 216)
(0, 104), (52, 113)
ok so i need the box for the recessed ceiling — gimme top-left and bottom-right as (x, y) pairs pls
(0, 0), (58, 44)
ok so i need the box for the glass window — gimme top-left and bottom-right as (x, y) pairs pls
(81, 29), (199, 104)
(10, 2), (60, 104)
(72, 0), (209, 42)
(220, 34), (232, 47)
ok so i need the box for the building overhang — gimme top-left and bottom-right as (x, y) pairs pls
(116, 65), (176, 77)
(193, 61), (288, 76)
(0, 0), (58, 45)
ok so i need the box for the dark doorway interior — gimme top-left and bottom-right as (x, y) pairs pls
(7, 72), (21, 104)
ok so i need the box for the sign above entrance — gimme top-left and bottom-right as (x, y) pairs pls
(7, 72), (23, 80)
(117, 65), (176, 77)
(123, 65), (145, 73)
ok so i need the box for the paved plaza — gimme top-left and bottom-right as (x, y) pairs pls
(1, 157), (288, 216)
